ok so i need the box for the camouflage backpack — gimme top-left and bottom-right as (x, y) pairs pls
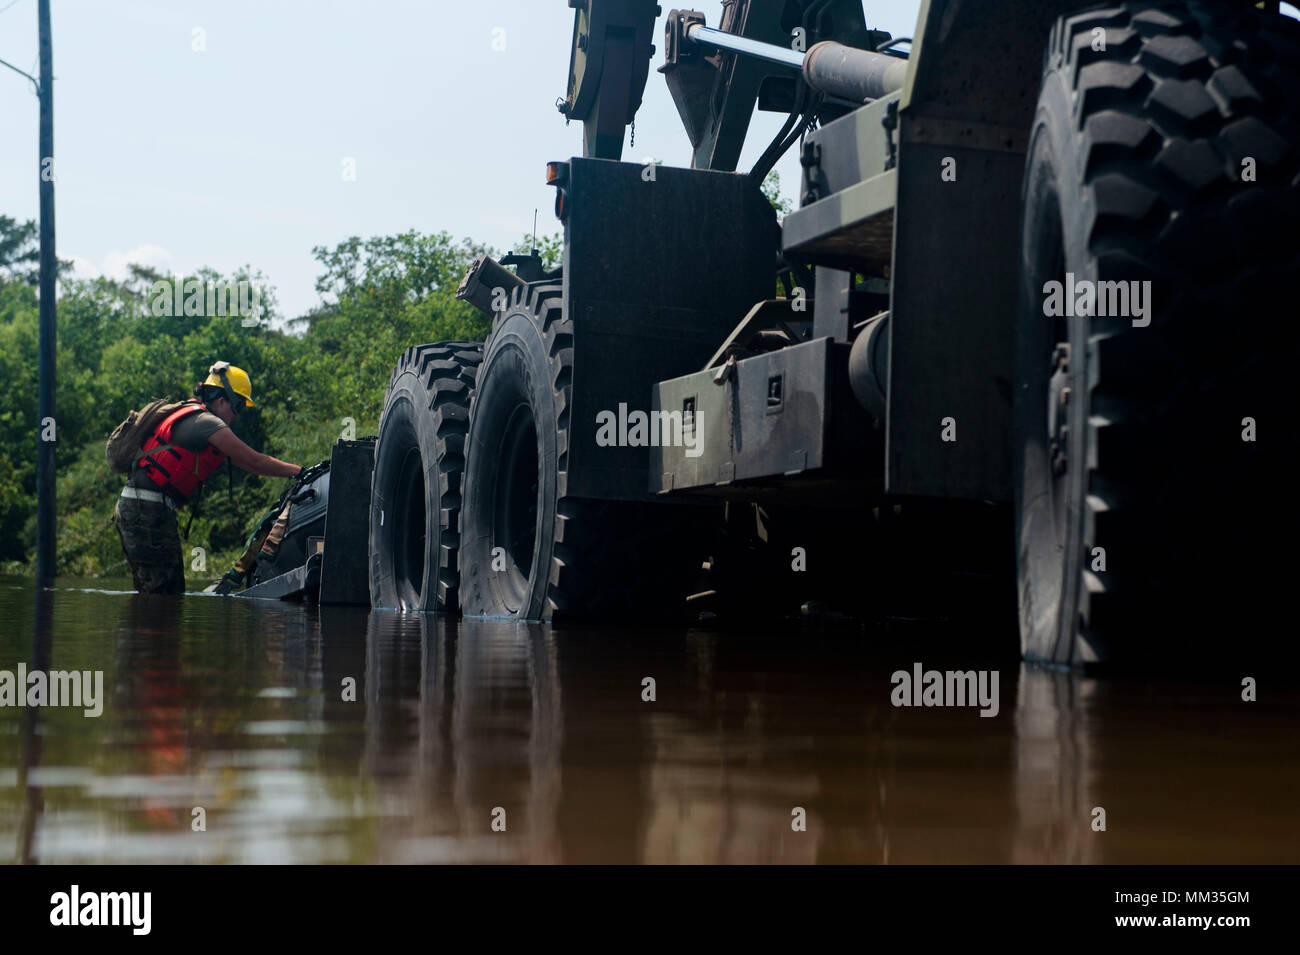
(105, 398), (190, 474)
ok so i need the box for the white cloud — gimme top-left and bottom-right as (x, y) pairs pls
(65, 255), (100, 277)
(69, 245), (175, 281)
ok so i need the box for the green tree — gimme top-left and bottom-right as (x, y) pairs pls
(762, 170), (794, 218)
(0, 215), (39, 284)
(0, 214), (76, 284)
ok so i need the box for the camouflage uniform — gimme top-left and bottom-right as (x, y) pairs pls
(113, 497), (186, 594)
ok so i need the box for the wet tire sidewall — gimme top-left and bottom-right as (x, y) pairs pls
(370, 377), (436, 611)
(461, 312), (559, 619)
(1014, 67), (1090, 665)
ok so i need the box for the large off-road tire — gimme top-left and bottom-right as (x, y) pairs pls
(1014, 2), (1299, 668)
(459, 284), (707, 621)
(369, 342), (482, 612)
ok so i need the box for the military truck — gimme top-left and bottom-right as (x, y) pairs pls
(242, 1), (1298, 670)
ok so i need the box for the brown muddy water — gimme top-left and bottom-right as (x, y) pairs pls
(0, 575), (1296, 864)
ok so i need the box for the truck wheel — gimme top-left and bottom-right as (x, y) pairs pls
(369, 342), (482, 611)
(1014, 3), (1299, 666)
(459, 284), (703, 620)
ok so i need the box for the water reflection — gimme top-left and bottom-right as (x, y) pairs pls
(354, 616), (564, 862)
(16, 588), (52, 864)
(1013, 669), (1098, 864)
(1, 580), (1297, 863)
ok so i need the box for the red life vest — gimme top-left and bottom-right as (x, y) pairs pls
(137, 402), (227, 503)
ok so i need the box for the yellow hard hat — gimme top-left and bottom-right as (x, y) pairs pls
(203, 361), (255, 411)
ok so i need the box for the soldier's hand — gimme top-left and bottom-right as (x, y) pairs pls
(214, 570), (241, 596)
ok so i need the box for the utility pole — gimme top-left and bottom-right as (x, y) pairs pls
(35, 0), (56, 585)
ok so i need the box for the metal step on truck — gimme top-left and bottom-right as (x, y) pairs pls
(230, 0), (1299, 671)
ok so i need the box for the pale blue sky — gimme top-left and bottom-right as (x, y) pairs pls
(1, 1), (919, 318)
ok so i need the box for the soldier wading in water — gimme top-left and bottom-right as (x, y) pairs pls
(113, 362), (302, 594)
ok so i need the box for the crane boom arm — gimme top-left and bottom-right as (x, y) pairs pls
(561, 0), (661, 160)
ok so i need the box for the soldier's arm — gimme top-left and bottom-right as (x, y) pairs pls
(208, 428), (301, 478)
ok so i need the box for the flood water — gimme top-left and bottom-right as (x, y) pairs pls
(1, 575), (1296, 864)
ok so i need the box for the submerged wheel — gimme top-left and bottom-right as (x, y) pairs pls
(369, 342), (482, 612)
(459, 284), (705, 621)
(1014, 2), (1300, 667)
